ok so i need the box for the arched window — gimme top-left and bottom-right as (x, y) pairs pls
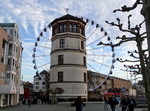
(69, 24), (72, 32)
(63, 24), (66, 32)
(73, 24), (77, 32)
(60, 24), (63, 33)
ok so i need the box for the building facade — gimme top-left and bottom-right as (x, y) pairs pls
(50, 14), (87, 100)
(33, 70), (49, 93)
(87, 70), (132, 100)
(0, 23), (23, 108)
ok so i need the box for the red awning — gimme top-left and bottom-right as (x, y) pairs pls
(104, 92), (121, 95)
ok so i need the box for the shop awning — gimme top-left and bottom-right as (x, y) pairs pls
(16, 85), (24, 94)
(104, 92), (121, 95)
(0, 84), (16, 94)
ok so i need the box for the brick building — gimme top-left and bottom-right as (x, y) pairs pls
(0, 23), (23, 108)
(87, 70), (132, 100)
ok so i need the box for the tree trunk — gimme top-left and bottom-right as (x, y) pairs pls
(51, 94), (56, 104)
(141, 1), (150, 110)
(51, 94), (54, 105)
(136, 35), (150, 110)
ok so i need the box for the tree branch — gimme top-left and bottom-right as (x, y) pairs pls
(116, 58), (140, 62)
(105, 20), (137, 35)
(113, 0), (143, 13)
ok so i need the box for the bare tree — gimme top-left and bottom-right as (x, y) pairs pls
(98, 5), (150, 109)
(50, 87), (64, 104)
(111, 1), (150, 110)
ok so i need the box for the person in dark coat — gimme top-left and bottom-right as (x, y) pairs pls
(108, 95), (118, 111)
(127, 96), (136, 111)
(119, 96), (128, 111)
(28, 99), (31, 107)
(74, 96), (83, 111)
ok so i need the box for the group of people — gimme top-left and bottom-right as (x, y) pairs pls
(25, 95), (137, 111)
(104, 95), (137, 111)
(74, 95), (137, 111)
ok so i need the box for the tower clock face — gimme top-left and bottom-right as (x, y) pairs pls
(32, 14), (115, 91)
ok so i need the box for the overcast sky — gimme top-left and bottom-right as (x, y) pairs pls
(0, 0), (145, 83)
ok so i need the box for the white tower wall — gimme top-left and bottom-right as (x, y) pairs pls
(51, 51), (86, 65)
(50, 14), (87, 100)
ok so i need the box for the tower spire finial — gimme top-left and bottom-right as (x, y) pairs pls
(64, 8), (69, 14)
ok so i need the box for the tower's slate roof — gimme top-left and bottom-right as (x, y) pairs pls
(51, 14), (86, 25)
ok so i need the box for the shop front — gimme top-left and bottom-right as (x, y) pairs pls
(0, 84), (16, 108)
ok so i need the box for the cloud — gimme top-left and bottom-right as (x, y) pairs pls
(0, 0), (145, 82)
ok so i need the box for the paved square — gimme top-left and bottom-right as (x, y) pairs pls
(0, 103), (147, 111)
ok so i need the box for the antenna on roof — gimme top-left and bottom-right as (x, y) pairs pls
(64, 7), (69, 14)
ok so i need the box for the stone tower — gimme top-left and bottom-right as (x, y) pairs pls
(50, 14), (87, 100)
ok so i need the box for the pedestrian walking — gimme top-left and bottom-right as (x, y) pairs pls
(104, 96), (109, 110)
(74, 96), (83, 111)
(127, 96), (136, 111)
(115, 95), (121, 111)
(28, 99), (31, 107)
(108, 95), (118, 111)
(119, 96), (128, 111)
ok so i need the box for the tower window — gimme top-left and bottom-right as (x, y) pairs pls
(69, 24), (72, 32)
(81, 41), (84, 49)
(58, 71), (63, 82)
(73, 24), (77, 32)
(84, 73), (87, 82)
(54, 27), (57, 34)
(53, 26), (57, 35)
(83, 56), (86, 66)
(58, 55), (64, 65)
(59, 39), (65, 48)
(60, 24), (63, 33)
(64, 24), (66, 32)
(82, 28), (85, 35)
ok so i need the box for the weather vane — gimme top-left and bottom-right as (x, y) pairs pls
(64, 8), (69, 14)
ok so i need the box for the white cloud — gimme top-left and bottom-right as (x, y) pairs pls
(0, 0), (145, 82)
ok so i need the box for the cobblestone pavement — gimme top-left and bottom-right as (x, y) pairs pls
(0, 103), (148, 111)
